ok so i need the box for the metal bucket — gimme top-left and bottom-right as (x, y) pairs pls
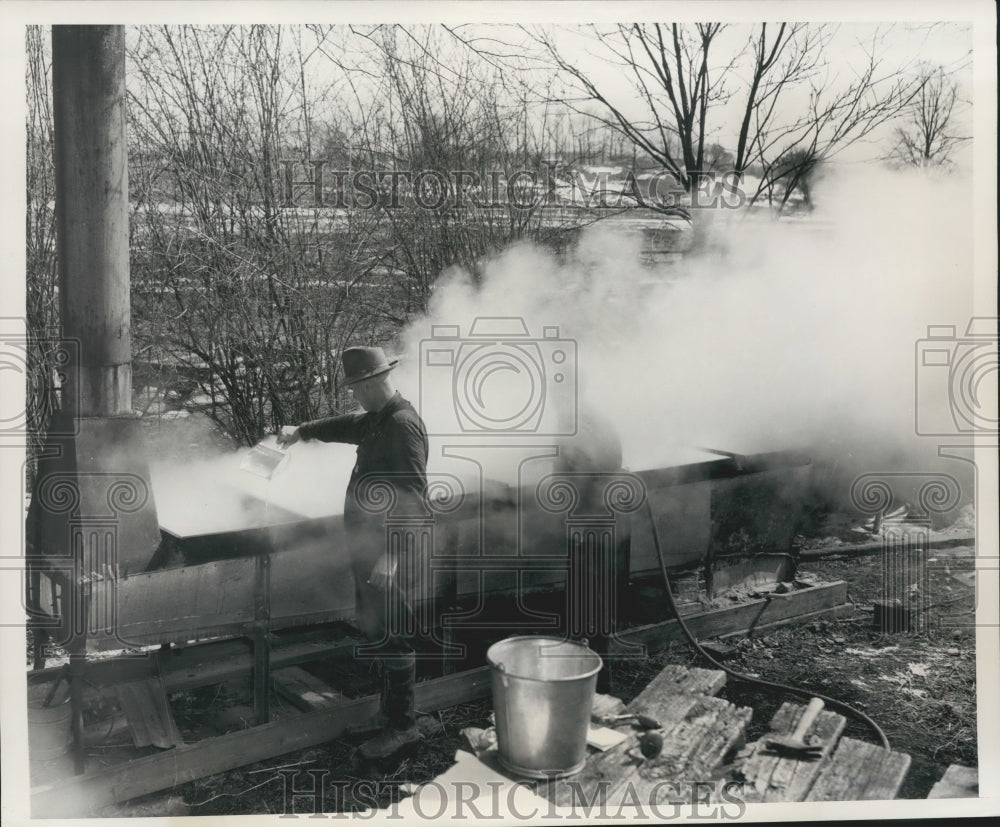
(28, 697), (73, 762)
(487, 636), (602, 779)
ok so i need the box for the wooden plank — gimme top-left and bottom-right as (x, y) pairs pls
(30, 638), (253, 687)
(717, 604), (852, 641)
(252, 628), (271, 724)
(708, 554), (793, 598)
(615, 581), (848, 653)
(115, 683), (152, 748)
(549, 665), (735, 808)
(136, 679), (172, 749)
(115, 678), (183, 750)
(800, 532), (975, 560)
(152, 673), (185, 748)
(272, 667), (344, 712)
(633, 663), (728, 701)
(737, 702), (846, 803)
(30, 666), (492, 818)
(166, 638), (358, 692)
(928, 764), (978, 799)
(858, 750), (912, 801)
(805, 737), (911, 801)
(628, 699), (752, 806)
(30, 634), (359, 696)
(550, 699), (703, 807)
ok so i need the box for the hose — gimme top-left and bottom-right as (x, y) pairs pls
(643, 499), (891, 751)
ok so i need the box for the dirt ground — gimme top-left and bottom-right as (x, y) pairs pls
(705, 546), (978, 800)
(116, 544), (976, 817)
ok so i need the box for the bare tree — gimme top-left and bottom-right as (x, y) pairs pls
(307, 24), (577, 289)
(887, 63), (970, 168)
(127, 25), (391, 444)
(525, 23), (928, 212)
(24, 26), (60, 477)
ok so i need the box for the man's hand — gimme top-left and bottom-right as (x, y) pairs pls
(367, 554), (398, 589)
(276, 425), (301, 449)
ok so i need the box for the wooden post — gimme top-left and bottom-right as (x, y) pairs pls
(252, 551), (271, 723)
(69, 584), (92, 774)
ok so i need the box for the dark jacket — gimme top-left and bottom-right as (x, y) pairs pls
(299, 392), (429, 531)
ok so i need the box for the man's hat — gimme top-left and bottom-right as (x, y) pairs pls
(341, 346), (399, 386)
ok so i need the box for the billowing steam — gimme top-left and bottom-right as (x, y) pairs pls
(150, 166), (978, 534)
(391, 166), (977, 506)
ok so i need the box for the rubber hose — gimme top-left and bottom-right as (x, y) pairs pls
(643, 499), (891, 751)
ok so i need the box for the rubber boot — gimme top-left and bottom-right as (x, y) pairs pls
(357, 654), (421, 760)
(345, 664), (389, 740)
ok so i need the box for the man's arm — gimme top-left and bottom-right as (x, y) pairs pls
(278, 412), (366, 447)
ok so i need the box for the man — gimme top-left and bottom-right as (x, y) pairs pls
(278, 346), (428, 760)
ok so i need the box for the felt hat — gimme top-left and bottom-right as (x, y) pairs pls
(341, 346), (399, 385)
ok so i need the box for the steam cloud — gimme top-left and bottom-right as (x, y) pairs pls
(391, 166), (977, 505)
(150, 166), (978, 535)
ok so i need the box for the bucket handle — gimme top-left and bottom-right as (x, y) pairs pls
(496, 661), (509, 689)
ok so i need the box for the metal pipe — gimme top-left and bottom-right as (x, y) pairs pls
(52, 25), (131, 417)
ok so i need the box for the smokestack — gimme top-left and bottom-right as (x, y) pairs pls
(28, 27), (160, 622)
(53, 25), (131, 416)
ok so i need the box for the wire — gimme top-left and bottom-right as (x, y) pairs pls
(643, 499), (891, 751)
